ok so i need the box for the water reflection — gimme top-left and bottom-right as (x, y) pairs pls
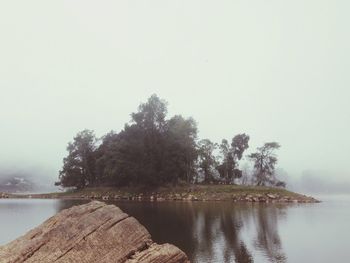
(0, 199), (301, 263)
(253, 205), (287, 263)
(218, 205), (253, 263)
(112, 201), (289, 263)
(54, 199), (89, 211)
(3, 198), (348, 262)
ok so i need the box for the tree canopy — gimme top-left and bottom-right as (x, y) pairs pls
(248, 142), (281, 186)
(58, 130), (97, 189)
(57, 95), (285, 189)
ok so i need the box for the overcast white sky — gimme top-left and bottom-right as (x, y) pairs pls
(0, 0), (349, 183)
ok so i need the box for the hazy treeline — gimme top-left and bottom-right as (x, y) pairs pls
(57, 95), (283, 189)
(0, 166), (57, 193)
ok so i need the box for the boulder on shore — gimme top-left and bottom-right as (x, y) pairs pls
(0, 192), (9, 198)
(0, 201), (189, 263)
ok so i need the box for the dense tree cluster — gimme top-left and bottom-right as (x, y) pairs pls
(57, 95), (284, 189)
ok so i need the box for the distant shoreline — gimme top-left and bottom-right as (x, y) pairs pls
(1, 185), (320, 203)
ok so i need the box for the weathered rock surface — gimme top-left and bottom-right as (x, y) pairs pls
(0, 201), (189, 263)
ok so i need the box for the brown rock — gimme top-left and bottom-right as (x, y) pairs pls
(102, 195), (109, 200)
(126, 243), (188, 263)
(266, 193), (277, 199)
(0, 192), (9, 198)
(0, 201), (189, 263)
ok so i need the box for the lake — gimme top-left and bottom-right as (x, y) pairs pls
(0, 197), (349, 263)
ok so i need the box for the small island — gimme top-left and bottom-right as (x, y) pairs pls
(1, 95), (317, 203)
(16, 184), (318, 203)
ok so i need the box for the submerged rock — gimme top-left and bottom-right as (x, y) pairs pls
(0, 201), (189, 263)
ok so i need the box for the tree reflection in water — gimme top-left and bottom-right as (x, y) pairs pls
(252, 204), (287, 263)
(217, 204), (253, 263)
(55, 200), (289, 263)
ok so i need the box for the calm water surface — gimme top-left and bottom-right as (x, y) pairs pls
(0, 197), (349, 263)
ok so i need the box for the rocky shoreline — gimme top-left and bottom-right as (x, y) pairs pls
(232, 193), (319, 203)
(0, 185), (320, 203)
(0, 192), (9, 199)
(8, 185), (320, 203)
(78, 192), (319, 203)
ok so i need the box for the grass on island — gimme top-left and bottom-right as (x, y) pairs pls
(26, 184), (308, 201)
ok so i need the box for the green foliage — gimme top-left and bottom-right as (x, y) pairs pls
(131, 94), (168, 131)
(163, 115), (198, 184)
(231, 133), (250, 161)
(216, 134), (250, 184)
(198, 139), (218, 183)
(58, 130), (97, 189)
(57, 95), (283, 189)
(58, 95), (199, 188)
(248, 142), (281, 186)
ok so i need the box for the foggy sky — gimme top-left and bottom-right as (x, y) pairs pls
(0, 0), (349, 184)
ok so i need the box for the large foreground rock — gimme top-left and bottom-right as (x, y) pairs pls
(0, 201), (189, 263)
